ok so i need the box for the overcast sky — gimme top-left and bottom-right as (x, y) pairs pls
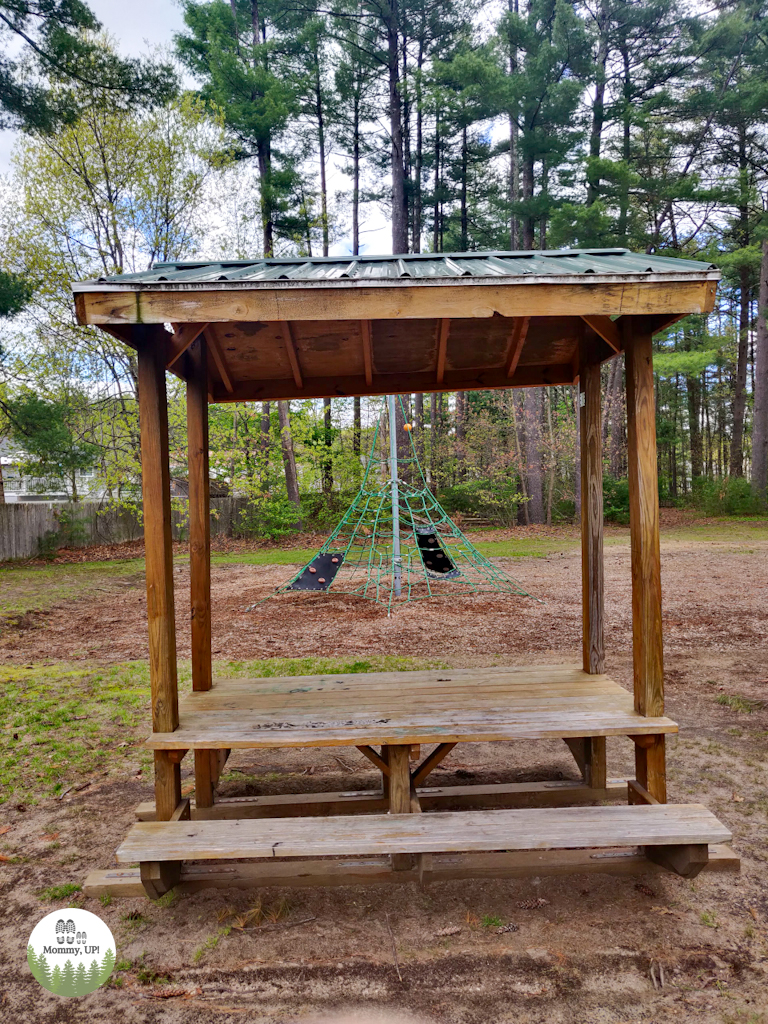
(0, 0), (392, 255)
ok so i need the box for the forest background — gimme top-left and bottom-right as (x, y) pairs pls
(1, 0), (768, 536)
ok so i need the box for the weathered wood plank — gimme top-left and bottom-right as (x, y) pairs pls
(116, 804), (731, 864)
(204, 328), (233, 392)
(135, 779), (629, 821)
(84, 842), (740, 898)
(75, 278), (719, 327)
(360, 320), (373, 385)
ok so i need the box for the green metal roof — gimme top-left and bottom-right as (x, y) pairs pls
(82, 249), (718, 287)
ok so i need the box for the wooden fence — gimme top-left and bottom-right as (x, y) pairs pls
(0, 498), (251, 562)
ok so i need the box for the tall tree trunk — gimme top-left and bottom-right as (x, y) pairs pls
(687, 373), (702, 482)
(353, 397), (361, 457)
(512, 392), (530, 524)
(617, 41), (631, 245)
(455, 391), (466, 481)
(385, 0), (408, 253)
(460, 125), (468, 251)
(314, 49), (329, 256)
(586, 0), (609, 206)
(429, 392), (438, 486)
(414, 392), (424, 468)
(752, 238), (768, 500)
(260, 400), (271, 486)
(522, 153), (535, 250)
(507, 0), (519, 249)
(0, 459), (5, 504)
(352, 91), (360, 256)
(523, 389), (545, 523)
(731, 127), (750, 477)
(432, 115), (441, 252)
(609, 355), (624, 478)
(277, 401), (300, 514)
(322, 397), (333, 495)
(412, 34), (425, 252)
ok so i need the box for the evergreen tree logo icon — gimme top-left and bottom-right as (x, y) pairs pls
(27, 908), (116, 997)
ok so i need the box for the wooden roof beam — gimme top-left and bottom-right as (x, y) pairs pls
(505, 316), (530, 378)
(167, 323), (209, 368)
(204, 329), (233, 393)
(280, 321), (303, 389)
(436, 319), (450, 384)
(580, 315), (621, 353)
(360, 320), (373, 386)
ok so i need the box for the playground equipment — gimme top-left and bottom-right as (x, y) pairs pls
(273, 394), (534, 610)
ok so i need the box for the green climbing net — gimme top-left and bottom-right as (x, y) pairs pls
(270, 398), (536, 612)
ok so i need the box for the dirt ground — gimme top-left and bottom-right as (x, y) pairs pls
(1, 524), (767, 1023)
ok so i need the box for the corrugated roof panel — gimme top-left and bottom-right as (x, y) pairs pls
(84, 249), (719, 287)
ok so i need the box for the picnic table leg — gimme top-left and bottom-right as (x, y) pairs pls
(388, 744), (416, 870)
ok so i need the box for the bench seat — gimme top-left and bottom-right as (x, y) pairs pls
(117, 803), (730, 864)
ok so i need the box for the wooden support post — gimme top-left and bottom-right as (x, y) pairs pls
(186, 338), (212, 693)
(576, 334), (607, 789)
(137, 329), (181, 824)
(634, 734), (667, 804)
(380, 745), (390, 798)
(388, 744), (414, 870)
(624, 319), (666, 801)
(645, 844), (709, 879)
(194, 751), (215, 809)
(564, 737), (607, 789)
(579, 335), (605, 675)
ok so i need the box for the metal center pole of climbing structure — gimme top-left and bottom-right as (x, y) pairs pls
(387, 394), (402, 597)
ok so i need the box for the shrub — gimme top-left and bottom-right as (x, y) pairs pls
(693, 477), (764, 517)
(438, 479), (524, 526)
(603, 476), (631, 524)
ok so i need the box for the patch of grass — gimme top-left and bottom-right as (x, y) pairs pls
(0, 662), (151, 804)
(211, 549), (317, 567)
(717, 694), (757, 714)
(0, 558), (145, 620)
(475, 538), (577, 559)
(155, 890), (177, 908)
(38, 882), (81, 901)
(481, 914), (503, 928)
(700, 910), (719, 928)
(192, 926), (231, 963)
(99, 893), (113, 907)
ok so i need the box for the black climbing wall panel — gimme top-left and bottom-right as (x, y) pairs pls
(415, 526), (461, 578)
(288, 552), (345, 591)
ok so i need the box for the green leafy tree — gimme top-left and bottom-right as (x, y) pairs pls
(6, 393), (98, 500)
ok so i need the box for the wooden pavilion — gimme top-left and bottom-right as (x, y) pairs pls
(72, 249), (736, 899)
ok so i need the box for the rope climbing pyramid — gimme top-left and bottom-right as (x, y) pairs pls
(270, 396), (536, 611)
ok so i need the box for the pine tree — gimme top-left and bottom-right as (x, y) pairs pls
(50, 964), (62, 994)
(177, 0), (298, 255)
(87, 959), (101, 991)
(59, 959), (76, 997)
(99, 948), (116, 985)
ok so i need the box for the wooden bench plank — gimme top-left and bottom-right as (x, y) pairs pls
(85, 844), (740, 898)
(116, 804), (731, 864)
